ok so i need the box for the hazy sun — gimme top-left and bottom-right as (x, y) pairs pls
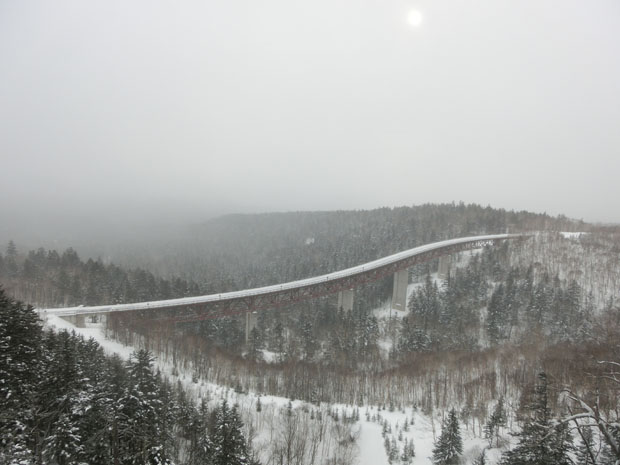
(407, 10), (423, 27)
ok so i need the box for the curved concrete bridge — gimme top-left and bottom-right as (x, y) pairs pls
(42, 233), (528, 336)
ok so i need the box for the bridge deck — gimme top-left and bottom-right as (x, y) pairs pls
(41, 233), (527, 318)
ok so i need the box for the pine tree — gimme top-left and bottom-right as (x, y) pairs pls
(486, 284), (505, 345)
(599, 424), (620, 465)
(399, 318), (432, 354)
(5, 241), (18, 277)
(43, 413), (83, 465)
(248, 327), (262, 362)
(410, 274), (440, 331)
(0, 287), (41, 459)
(575, 425), (596, 465)
(388, 436), (399, 463)
(384, 436), (391, 457)
(118, 349), (171, 464)
(500, 373), (572, 465)
(188, 398), (211, 465)
(401, 438), (415, 464)
(432, 408), (463, 464)
(301, 319), (316, 361)
(273, 321), (285, 362)
(194, 427), (214, 465)
(484, 396), (507, 447)
(210, 400), (250, 465)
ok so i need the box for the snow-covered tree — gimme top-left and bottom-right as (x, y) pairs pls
(210, 400), (251, 465)
(484, 396), (507, 447)
(500, 373), (572, 465)
(432, 408), (463, 465)
(43, 413), (83, 465)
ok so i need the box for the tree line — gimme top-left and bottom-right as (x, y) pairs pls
(0, 241), (206, 308)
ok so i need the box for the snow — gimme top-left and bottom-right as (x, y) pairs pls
(260, 349), (279, 363)
(342, 405), (504, 465)
(43, 314), (298, 417)
(36, 230), (617, 465)
(372, 272), (444, 320)
(44, 290), (512, 464)
(364, 409), (438, 465)
(45, 314), (134, 359)
(357, 421), (386, 464)
(560, 232), (587, 239)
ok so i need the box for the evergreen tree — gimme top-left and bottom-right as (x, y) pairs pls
(0, 287), (41, 460)
(500, 373), (572, 465)
(43, 413), (83, 465)
(388, 436), (399, 463)
(575, 425), (596, 465)
(409, 274), (440, 331)
(599, 425), (620, 465)
(117, 349), (172, 465)
(486, 284), (505, 345)
(401, 438), (415, 464)
(301, 318), (316, 361)
(432, 408), (463, 465)
(399, 319), (431, 354)
(5, 241), (18, 277)
(248, 327), (263, 362)
(194, 428), (214, 465)
(187, 398), (211, 465)
(273, 321), (285, 361)
(484, 396), (507, 447)
(0, 290), (216, 465)
(210, 400), (250, 465)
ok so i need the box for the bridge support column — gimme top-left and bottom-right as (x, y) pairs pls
(438, 255), (452, 279)
(245, 312), (257, 344)
(337, 289), (354, 312)
(61, 315), (86, 328)
(392, 269), (409, 311)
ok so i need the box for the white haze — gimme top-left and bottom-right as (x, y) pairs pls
(1, 0), (619, 248)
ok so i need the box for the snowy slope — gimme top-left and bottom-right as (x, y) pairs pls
(45, 306), (511, 464)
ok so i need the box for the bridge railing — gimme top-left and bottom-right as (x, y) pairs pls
(41, 233), (529, 318)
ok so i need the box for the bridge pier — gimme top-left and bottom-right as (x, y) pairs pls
(337, 289), (354, 312)
(41, 235), (524, 329)
(245, 312), (258, 344)
(438, 254), (452, 279)
(61, 314), (86, 328)
(392, 269), (409, 311)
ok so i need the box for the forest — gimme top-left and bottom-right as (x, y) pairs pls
(1, 203), (619, 464)
(0, 288), (261, 465)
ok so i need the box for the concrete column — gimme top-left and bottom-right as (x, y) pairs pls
(245, 312), (258, 344)
(61, 314), (86, 328)
(438, 254), (452, 279)
(76, 314), (86, 328)
(337, 289), (354, 312)
(392, 269), (409, 311)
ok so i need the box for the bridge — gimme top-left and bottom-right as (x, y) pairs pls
(41, 234), (528, 340)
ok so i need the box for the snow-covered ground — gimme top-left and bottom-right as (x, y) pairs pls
(560, 231), (587, 239)
(43, 248), (511, 465)
(40, 234), (617, 464)
(50, 316), (487, 465)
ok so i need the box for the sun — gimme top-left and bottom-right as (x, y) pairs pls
(407, 10), (423, 27)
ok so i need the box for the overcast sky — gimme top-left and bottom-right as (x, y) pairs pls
(1, 0), (619, 238)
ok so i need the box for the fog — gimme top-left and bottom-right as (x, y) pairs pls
(1, 0), (619, 249)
